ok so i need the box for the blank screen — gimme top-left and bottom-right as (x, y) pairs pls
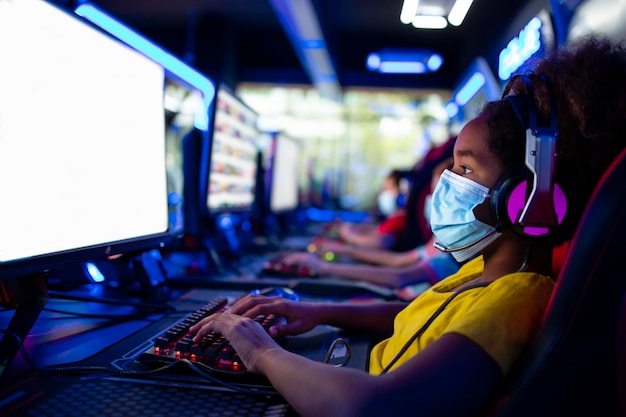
(0, 0), (168, 262)
(270, 134), (300, 213)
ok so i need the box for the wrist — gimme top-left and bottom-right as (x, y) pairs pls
(309, 301), (333, 325)
(254, 346), (285, 375)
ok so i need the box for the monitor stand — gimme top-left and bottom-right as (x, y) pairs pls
(0, 273), (49, 377)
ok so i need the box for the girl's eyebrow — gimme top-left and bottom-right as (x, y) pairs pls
(455, 149), (476, 159)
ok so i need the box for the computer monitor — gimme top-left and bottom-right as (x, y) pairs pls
(201, 85), (259, 216)
(74, 2), (217, 242)
(267, 132), (302, 214)
(164, 80), (208, 238)
(0, 0), (169, 373)
(0, 0), (170, 278)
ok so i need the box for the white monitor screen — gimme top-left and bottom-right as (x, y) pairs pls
(206, 87), (258, 213)
(270, 134), (300, 213)
(0, 0), (168, 264)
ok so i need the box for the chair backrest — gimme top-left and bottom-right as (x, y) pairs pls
(479, 147), (626, 417)
(392, 137), (455, 252)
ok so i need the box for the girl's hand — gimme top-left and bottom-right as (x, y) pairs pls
(281, 252), (325, 273)
(189, 312), (280, 373)
(190, 295), (322, 338)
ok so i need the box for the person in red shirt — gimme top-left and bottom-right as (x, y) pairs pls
(335, 169), (407, 250)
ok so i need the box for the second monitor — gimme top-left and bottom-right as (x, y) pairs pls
(198, 84), (261, 258)
(202, 85), (259, 216)
(266, 132), (302, 215)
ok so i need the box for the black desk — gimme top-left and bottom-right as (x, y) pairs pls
(0, 285), (372, 416)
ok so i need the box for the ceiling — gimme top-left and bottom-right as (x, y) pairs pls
(77, 0), (543, 92)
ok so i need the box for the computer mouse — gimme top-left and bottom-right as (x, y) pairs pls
(251, 286), (300, 301)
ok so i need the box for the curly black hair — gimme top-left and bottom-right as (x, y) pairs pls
(480, 36), (626, 241)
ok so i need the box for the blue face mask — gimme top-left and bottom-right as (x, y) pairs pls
(423, 194), (432, 223)
(377, 190), (398, 216)
(429, 169), (502, 262)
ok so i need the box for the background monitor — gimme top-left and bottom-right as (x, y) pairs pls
(0, 0), (170, 280)
(202, 85), (259, 215)
(267, 132), (301, 214)
(163, 79), (207, 237)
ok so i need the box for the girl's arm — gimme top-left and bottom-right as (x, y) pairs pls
(330, 244), (419, 267)
(196, 314), (502, 417)
(192, 295), (407, 338)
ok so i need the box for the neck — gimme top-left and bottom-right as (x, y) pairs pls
(480, 237), (553, 282)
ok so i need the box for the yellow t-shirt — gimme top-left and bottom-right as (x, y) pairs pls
(369, 256), (554, 375)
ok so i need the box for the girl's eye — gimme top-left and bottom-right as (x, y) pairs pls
(461, 165), (473, 174)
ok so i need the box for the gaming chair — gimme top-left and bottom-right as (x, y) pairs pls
(477, 147), (626, 416)
(393, 136), (455, 252)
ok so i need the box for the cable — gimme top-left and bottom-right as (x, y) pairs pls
(516, 244), (532, 273)
(380, 282), (492, 374)
(180, 360), (279, 396)
(324, 337), (352, 367)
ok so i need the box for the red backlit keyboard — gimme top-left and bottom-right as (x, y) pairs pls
(140, 295), (284, 375)
(260, 253), (318, 278)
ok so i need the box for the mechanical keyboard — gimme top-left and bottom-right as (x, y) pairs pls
(138, 295), (284, 376)
(260, 252), (318, 278)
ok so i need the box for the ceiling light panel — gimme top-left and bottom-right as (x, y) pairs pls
(401, 0), (475, 29)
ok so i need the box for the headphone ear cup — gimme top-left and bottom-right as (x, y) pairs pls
(491, 169), (568, 240)
(491, 169), (527, 237)
(396, 193), (406, 208)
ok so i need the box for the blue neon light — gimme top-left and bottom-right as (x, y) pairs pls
(455, 72), (485, 106)
(366, 53), (381, 71)
(366, 50), (442, 74)
(445, 101), (459, 119)
(218, 215), (234, 230)
(75, 4), (214, 131)
(301, 39), (325, 49)
(379, 61), (426, 74)
(427, 54), (443, 72)
(84, 262), (106, 283)
(498, 17), (542, 80)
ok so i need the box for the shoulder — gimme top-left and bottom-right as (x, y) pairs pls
(378, 212), (407, 233)
(445, 272), (554, 375)
(486, 271), (555, 301)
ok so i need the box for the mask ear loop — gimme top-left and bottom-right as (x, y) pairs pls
(517, 244), (532, 272)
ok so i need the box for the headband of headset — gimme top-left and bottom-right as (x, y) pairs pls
(503, 74), (560, 230)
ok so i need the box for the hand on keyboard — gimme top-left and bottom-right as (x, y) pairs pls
(225, 293), (320, 338)
(282, 252), (324, 274)
(188, 312), (283, 374)
(260, 252), (320, 278)
(145, 296), (285, 376)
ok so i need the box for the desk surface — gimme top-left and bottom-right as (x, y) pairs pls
(0, 284), (372, 416)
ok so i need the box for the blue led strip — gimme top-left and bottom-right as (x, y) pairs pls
(454, 72), (485, 106)
(75, 3), (215, 131)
